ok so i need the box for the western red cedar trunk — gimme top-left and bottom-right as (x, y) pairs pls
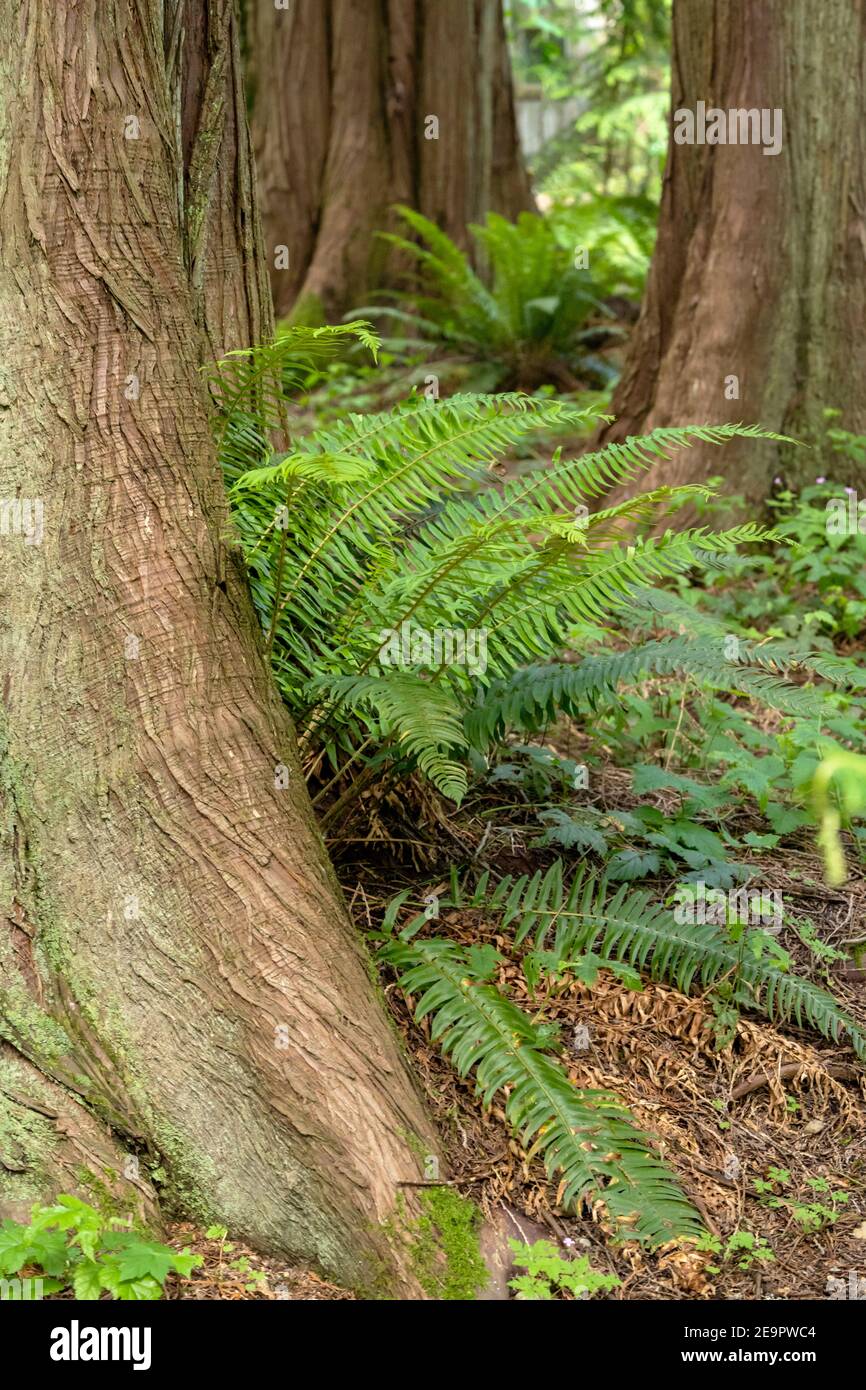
(247, 0), (535, 321)
(598, 0), (866, 503)
(0, 0), (438, 1292)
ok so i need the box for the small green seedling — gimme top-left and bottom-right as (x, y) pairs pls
(696, 1228), (775, 1274)
(508, 1238), (620, 1301)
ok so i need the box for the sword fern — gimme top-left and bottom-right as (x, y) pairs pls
(217, 326), (789, 802)
(380, 932), (703, 1245)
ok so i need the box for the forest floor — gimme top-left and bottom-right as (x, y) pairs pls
(375, 900), (866, 1301)
(329, 743), (866, 1302)
(155, 724), (866, 1302)
(159, 1227), (354, 1301)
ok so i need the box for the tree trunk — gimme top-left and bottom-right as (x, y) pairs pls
(247, 0), (535, 321)
(0, 0), (437, 1292)
(599, 0), (866, 503)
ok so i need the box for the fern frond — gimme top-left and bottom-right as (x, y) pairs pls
(460, 862), (866, 1061)
(382, 934), (702, 1244)
(369, 207), (615, 386)
(216, 325), (798, 800)
(234, 393), (598, 682)
(467, 635), (824, 745)
(318, 673), (469, 801)
(209, 322), (380, 477)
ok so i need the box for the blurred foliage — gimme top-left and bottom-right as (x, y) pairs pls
(547, 191), (656, 301)
(358, 206), (628, 394)
(506, 0), (671, 201)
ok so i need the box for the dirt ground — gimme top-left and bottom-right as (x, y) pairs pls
(156, 755), (866, 1302)
(333, 757), (866, 1302)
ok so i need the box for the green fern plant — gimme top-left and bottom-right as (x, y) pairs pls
(358, 206), (615, 392)
(218, 326), (789, 814)
(377, 926), (702, 1246)
(467, 634), (828, 747)
(547, 194), (657, 301)
(379, 852), (864, 1246)
(427, 861), (866, 1062)
(209, 320), (381, 483)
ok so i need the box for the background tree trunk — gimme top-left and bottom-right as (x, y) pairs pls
(598, 0), (866, 503)
(0, 0), (437, 1291)
(247, 0), (535, 321)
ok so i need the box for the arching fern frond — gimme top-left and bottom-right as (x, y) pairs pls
(318, 673), (469, 802)
(439, 862), (866, 1061)
(466, 635), (825, 746)
(381, 934), (702, 1245)
(217, 333), (792, 800)
(209, 322), (381, 478)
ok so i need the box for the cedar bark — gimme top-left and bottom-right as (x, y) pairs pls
(599, 0), (866, 502)
(0, 0), (437, 1290)
(247, 0), (535, 320)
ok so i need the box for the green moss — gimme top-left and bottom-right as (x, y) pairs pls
(0, 991), (72, 1067)
(347, 1231), (399, 1302)
(407, 1189), (487, 1300)
(71, 1166), (141, 1226)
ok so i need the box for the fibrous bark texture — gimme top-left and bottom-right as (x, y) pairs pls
(598, 0), (866, 502)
